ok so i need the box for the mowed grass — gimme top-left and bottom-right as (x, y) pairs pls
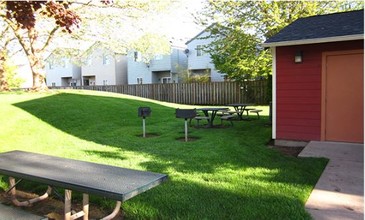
(0, 90), (327, 219)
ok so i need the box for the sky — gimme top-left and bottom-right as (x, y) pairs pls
(149, 0), (207, 43)
(15, 0), (209, 87)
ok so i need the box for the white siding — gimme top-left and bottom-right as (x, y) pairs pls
(115, 55), (128, 85)
(45, 58), (81, 86)
(127, 47), (187, 84)
(82, 48), (128, 85)
(186, 31), (225, 82)
(150, 54), (171, 71)
(127, 51), (152, 84)
(171, 49), (188, 73)
(82, 49), (115, 85)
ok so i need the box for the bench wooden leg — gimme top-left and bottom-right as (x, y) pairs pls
(83, 194), (89, 220)
(65, 190), (89, 220)
(8, 177), (52, 207)
(65, 189), (72, 220)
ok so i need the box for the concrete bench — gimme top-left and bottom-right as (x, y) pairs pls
(250, 109), (263, 119)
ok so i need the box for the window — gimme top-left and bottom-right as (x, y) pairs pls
(137, 77), (143, 84)
(103, 54), (111, 65)
(161, 77), (171, 84)
(155, 54), (163, 60)
(51, 82), (56, 87)
(49, 62), (54, 69)
(134, 51), (142, 62)
(84, 79), (89, 86)
(103, 80), (108, 85)
(196, 45), (204, 56)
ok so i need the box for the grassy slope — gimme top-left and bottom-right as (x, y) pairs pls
(0, 90), (327, 220)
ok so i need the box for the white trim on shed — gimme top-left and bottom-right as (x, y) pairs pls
(262, 34), (363, 48)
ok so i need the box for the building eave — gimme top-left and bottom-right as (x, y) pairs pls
(262, 34), (364, 48)
(186, 23), (215, 45)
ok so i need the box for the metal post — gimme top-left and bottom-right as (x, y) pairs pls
(100, 201), (122, 220)
(142, 117), (146, 138)
(184, 119), (188, 142)
(8, 177), (51, 207)
(8, 177), (17, 200)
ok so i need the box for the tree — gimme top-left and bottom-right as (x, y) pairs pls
(0, 50), (8, 91)
(177, 66), (211, 83)
(130, 33), (171, 65)
(0, 0), (174, 90)
(0, 25), (11, 91)
(65, 0), (173, 57)
(1, 53), (23, 89)
(198, 0), (364, 81)
(0, 1), (80, 90)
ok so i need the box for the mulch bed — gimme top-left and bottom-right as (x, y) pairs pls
(271, 146), (304, 157)
(267, 139), (304, 157)
(136, 133), (160, 138)
(0, 190), (122, 220)
(176, 136), (200, 142)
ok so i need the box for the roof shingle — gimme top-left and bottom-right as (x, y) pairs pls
(264, 10), (364, 44)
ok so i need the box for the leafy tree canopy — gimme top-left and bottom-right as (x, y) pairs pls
(0, 0), (174, 89)
(5, 1), (80, 33)
(197, 0), (364, 81)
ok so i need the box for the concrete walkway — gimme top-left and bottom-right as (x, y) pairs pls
(0, 203), (42, 220)
(299, 141), (364, 220)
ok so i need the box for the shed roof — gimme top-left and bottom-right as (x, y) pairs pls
(263, 9), (364, 47)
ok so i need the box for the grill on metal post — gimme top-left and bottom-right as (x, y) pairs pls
(138, 107), (151, 138)
(175, 109), (197, 142)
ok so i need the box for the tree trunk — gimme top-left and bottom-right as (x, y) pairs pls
(27, 37), (48, 91)
(0, 51), (9, 91)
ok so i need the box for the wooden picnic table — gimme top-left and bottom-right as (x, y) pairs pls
(0, 150), (167, 220)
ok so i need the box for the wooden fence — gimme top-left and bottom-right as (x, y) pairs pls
(54, 80), (269, 105)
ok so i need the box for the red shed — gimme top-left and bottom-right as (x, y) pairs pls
(263, 10), (364, 144)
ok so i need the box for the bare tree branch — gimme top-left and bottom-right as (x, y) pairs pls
(41, 26), (60, 51)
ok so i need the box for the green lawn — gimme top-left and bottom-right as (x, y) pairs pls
(0, 90), (327, 219)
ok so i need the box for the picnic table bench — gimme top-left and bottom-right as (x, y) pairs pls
(250, 109), (263, 119)
(0, 150), (167, 220)
(196, 107), (229, 127)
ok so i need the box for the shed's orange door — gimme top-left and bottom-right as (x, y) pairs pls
(323, 50), (364, 143)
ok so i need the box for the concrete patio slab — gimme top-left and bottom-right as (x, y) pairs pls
(299, 141), (364, 220)
(0, 203), (42, 220)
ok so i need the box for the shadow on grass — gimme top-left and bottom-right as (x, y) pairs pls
(84, 150), (128, 160)
(12, 92), (326, 219)
(123, 179), (312, 220)
(13, 92), (324, 178)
